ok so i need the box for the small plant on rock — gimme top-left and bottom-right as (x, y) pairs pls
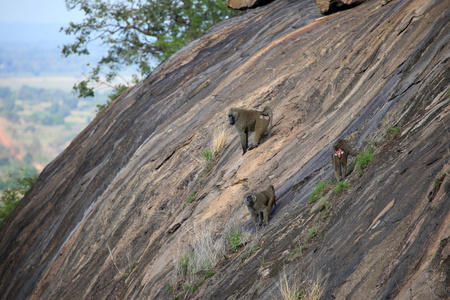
(334, 181), (350, 194)
(355, 146), (375, 176)
(308, 179), (332, 204)
(186, 190), (197, 204)
(385, 126), (401, 139)
(226, 231), (243, 252)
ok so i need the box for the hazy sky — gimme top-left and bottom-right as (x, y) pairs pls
(0, 0), (84, 23)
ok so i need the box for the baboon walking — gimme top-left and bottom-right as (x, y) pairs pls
(228, 106), (273, 155)
(331, 139), (358, 181)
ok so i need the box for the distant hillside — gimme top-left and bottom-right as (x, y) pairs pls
(0, 85), (102, 183)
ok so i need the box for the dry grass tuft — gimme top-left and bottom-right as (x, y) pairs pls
(175, 221), (225, 282)
(211, 124), (229, 156)
(279, 270), (324, 300)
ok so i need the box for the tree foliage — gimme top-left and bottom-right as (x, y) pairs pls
(0, 167), (39, 229)
(62, 0), (236, 99)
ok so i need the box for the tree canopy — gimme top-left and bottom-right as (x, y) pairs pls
(62, 0), (237, 99)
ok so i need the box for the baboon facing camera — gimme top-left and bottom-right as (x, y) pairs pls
(243, 185), (276, 231)
(331, 139), (358, 181)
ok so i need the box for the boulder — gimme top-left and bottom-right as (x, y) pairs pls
(316, 0), (369, 14)
(226, 0), (271, 10)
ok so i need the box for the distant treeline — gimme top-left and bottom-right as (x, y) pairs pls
(0, 85), (101, 183)
(0, 41), (99, 77)
(0, 85), (82, 125)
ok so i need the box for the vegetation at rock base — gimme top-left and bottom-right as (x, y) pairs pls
(0, 167), (39, 229)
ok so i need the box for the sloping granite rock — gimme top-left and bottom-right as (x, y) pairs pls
(0, 0), (448, 299)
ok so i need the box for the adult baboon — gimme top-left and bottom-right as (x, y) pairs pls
(228, 106), (273, 155)
(331, 139), (358, 181)
(243, 185), (276, 231)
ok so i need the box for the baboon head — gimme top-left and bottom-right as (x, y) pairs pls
(228, 108), (238, 125)
(243, 192), (256, 206)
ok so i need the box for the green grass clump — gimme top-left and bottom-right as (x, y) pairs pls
(166, 285), (174, 295)
(197, 270), (215, 287)
(289, 246), (307, 257)
(204, 270), (215, 279)
(178, 254), (190, 276)
(307, 225), (318, 240)
(385, 126), (401, 139)
(248, 243), (260, 255)
(226, 231), (243, 252)
(355, 147), (375, 176)
(186, 190), (198, 204)
(308, 179), (332, 204)
(321, 201), (332, 220)
(202, 149), (215, 172)
(334, 181), (350, 194)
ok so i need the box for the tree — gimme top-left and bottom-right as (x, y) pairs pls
(0, 167), (38, 229)
(62, 0), (236, 100)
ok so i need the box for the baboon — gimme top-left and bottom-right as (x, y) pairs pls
(228, 106), (273, 155)
(243, 185), (276, 231)
(331, 139), (358, 181)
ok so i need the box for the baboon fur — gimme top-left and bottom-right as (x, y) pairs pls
(228, 106), (273, 155)
(243, 185), (276, 231)
(331, 139), (358, 181)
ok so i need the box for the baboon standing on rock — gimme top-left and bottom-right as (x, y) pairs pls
(228, 106), (273, 155)
(331, 139), (358, 181)
(243, 185), (276, 231)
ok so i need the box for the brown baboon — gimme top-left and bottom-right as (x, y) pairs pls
(228, 106), (273, 155)
(243, 185), (276, 231)
(331, 139), (358, 181)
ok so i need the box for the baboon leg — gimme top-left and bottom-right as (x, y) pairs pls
(334, 161), (341, 182)
(262, 208), (269, 227)
(263, 194), (276, 226)
(252, 213), (259, 230)
(238, 131), (248, 154)
(251, 130), (264, 149)
(256, 211), (261, 226)
(342, 158), (348, 180)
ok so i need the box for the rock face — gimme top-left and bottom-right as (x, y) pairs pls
(0, 0), (449, 299)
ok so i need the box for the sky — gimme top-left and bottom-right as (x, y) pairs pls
(0, 0), (84, 24)
(0, 0), (86, 43)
